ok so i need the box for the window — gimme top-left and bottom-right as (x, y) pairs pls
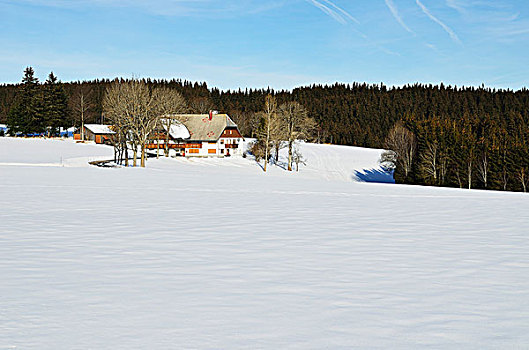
(220, 140), (224, 144)
(189, 149), (199, 154)
(221, 149), (224, 154)
(208, 149), (216, 154)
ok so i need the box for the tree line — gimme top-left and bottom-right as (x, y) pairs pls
(2, 67), (528, 190)
(5, 67), (69, 136)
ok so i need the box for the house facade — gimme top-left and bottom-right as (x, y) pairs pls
(148, 114), (244, 157)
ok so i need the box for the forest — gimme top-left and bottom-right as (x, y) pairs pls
(1, 67), (528, 192)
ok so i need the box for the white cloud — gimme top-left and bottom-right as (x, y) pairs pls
(384, 0), (414, 34)
(305, 0), (358, 25)
(446, 0), (465, 13)
(319, 0), (359, 24)
(416, 0), (462, 45)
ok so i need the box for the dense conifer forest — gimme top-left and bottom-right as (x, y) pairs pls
(1, 69), (528, 192)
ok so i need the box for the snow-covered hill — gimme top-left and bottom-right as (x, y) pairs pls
(1, 138), (528, 349)
(0, 137), (393, 183)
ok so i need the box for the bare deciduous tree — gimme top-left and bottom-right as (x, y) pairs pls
(420, 140), (439, 184)
(292, 145), (306, 171)
(103, 80), (185, 167)
(382, 122), (417, 180)
(189, 97), (214, 114)
(278, 101), (316, 171)
(256, 95), (278, 172)
(271, 138), (286, 165)
(467, 156), (473, 190)
(71, 87), (94, 141)
(232, 111), (260, 138)
(155, 90), (187, 157)
(517, 167), (529, 193)
(476, 152), (489, 188)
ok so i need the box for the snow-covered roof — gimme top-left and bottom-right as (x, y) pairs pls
(172, 114), (239, 142)
(161, 120), (190, 140)
(84, 124), (115, 134)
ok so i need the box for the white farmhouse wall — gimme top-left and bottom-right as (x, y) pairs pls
(184, 138), (243, 158)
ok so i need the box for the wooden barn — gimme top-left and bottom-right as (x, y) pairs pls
(74, 124), (115, 144)
(147, 113), (244, 157)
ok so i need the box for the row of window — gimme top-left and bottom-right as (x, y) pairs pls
(220, 139), (240, 145)
(188, 149), (230, 155)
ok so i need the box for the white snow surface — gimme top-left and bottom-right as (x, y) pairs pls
(1, 138), (529, 349)
(84, 124), (115, 134)
(161, 119), (191, 140)
(0, 137), (114, 167)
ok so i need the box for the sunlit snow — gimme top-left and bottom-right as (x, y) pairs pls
(1, 137), (528, 349)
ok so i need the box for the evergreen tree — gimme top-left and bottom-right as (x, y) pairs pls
(43, 72), (69, 136)
(7, 67), (44, 135)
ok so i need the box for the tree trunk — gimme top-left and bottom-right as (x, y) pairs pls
(288, 140), (293, 171)
(520, 169), (527, 193)
(467, 160), (472, 190)
(80, 104), (85, 141)
(165, 123), (170, 157)
(81, 96), (84, 140)
(264, 123), (270, 173)
(133, 148), (137, 167)
(156, 137), (160, 159)
(141, 144), (146, 167)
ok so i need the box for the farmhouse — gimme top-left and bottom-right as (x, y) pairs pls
(74, 124), (115, 144)
(148, 113), (244, 157)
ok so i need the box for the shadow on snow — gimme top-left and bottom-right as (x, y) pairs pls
(353, 168), (395, 184)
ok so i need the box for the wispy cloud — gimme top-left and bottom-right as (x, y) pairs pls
(384, 0), (414, 34)
(305, 0), (358, 25)
(305, 0), (401, 56)
(319, 0), (359, 24)
(416, 0), (462, 45)
(4, 0), (287, 17)
(445, 0), (465, 13)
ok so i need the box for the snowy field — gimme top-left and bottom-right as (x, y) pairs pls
(1, 137), (529, 349)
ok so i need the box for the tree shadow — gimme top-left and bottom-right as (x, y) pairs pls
(353, 168), (395, 184)
(273, 159), (289, 171)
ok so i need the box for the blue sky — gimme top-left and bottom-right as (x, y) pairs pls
(0, 0), (528, 90)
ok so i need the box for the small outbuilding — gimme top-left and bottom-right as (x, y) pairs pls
(74, 124), (115, 144)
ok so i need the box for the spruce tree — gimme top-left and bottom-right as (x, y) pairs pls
(43, 72), (68, 136)
(7, 67), (44, 135)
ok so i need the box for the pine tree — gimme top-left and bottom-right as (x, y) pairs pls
(7, 67), (44, 135)
(43, 72), (69, 136)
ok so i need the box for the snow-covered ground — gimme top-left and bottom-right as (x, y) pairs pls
(1, 137), (528, 349)
(0, 137), (113, 167)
